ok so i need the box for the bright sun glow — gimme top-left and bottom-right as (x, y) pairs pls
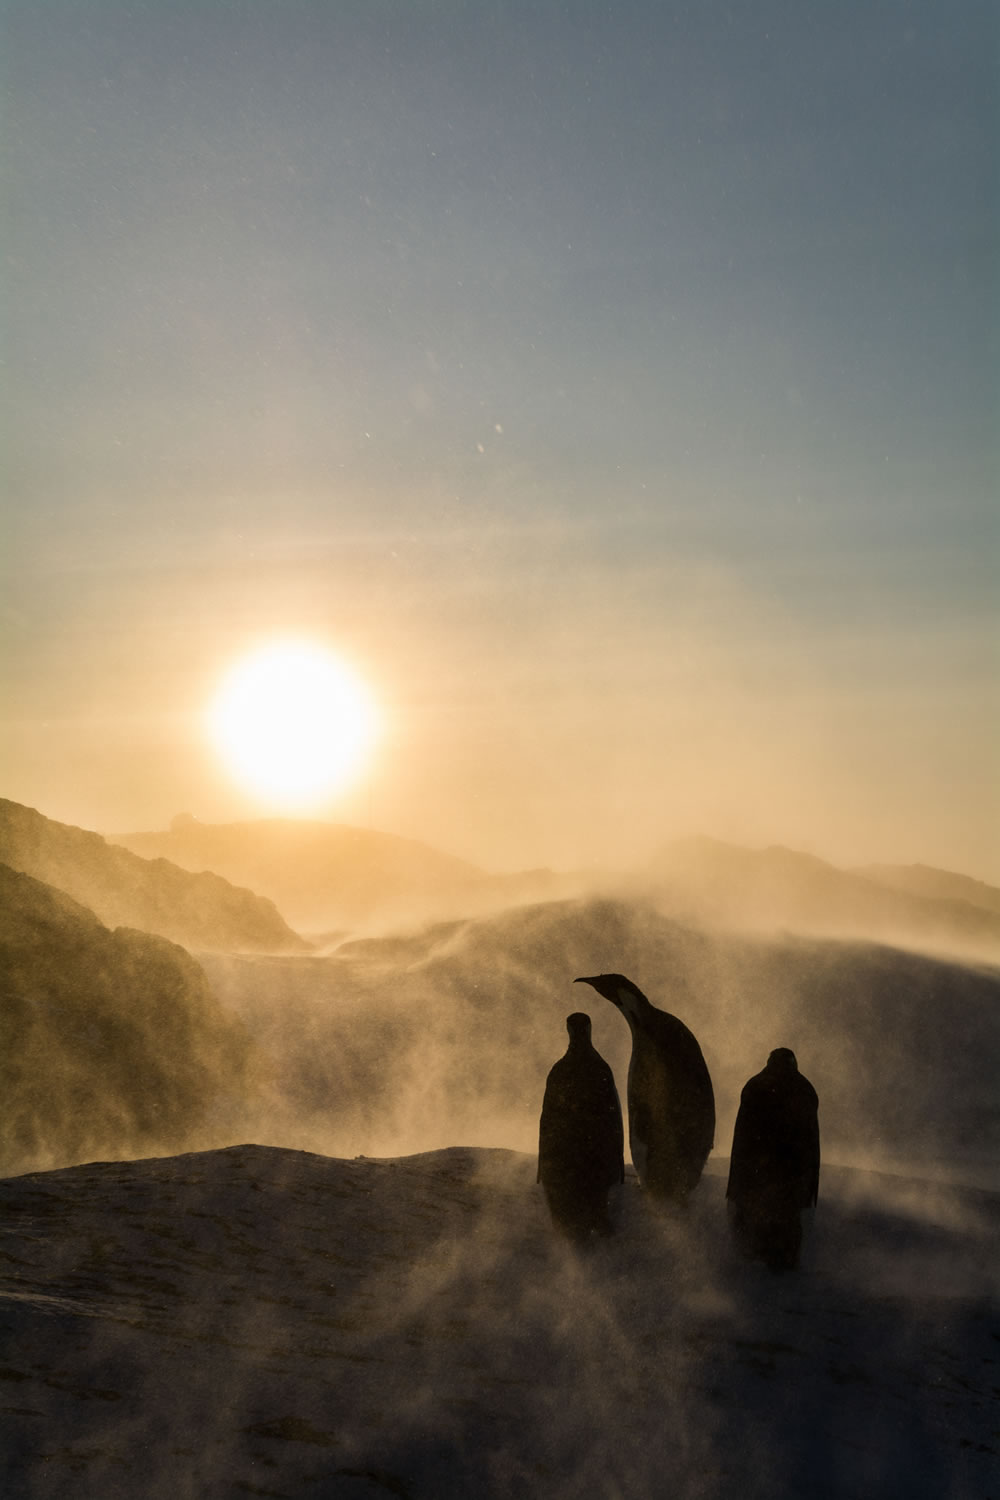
(207, 641), (378, 810)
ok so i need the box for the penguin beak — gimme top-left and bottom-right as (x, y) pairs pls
(575, 975), (625, 1011)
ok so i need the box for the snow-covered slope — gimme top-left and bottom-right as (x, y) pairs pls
(1, 1145), (996, 1499)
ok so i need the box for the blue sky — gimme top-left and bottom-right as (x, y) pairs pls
(3, 1), (996, 875)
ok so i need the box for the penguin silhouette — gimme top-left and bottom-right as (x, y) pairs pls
(538, 1012), (624, 1241)
(726, 1047), (819, 1271)
(575, 973), (715, 1204)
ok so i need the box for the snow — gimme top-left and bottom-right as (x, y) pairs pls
(2, 1144), (997, 1499)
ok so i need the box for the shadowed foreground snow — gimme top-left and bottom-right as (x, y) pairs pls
(1, 1145), (997, 1499)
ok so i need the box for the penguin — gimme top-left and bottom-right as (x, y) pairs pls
(726, 1047), (819, 1271)
(574, 973), (715, 1204)
(537, 1012), (625, 1241)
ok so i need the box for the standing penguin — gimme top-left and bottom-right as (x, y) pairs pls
(574, 973), (715, 1204)
(726, 1048), (819, 1271)
(538, 1012), (624, 1241)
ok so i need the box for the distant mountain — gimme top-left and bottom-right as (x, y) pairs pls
(855, 861), (1000, 918)
(114, 815), (581, 932)
(105, 816), (1000, 954)
(0, 862), (256, 1175)
(635, 836), (1000, 959)
(0, 800), (308, 952)
(112, 818), (1000, 957)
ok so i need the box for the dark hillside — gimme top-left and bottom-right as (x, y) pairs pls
(0, 863), (256, 1174)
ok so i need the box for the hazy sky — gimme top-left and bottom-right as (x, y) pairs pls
(3, 0), (997, 877)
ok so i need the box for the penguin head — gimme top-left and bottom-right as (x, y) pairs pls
(575, 973), (650, 1024)
(565, 1012), (593, 1044)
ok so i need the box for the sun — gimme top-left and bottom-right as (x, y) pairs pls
(207, 641), (378, 811)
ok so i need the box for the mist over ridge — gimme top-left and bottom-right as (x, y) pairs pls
(855, 860), (1000, 917)
(113, 810), (1000, 962)
(200, 893), (1000, 1189)
(115, 811), (579, 934)
(4, 797), (999, 1190)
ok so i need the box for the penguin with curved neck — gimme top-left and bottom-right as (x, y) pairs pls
(575, 973), (715, 1205)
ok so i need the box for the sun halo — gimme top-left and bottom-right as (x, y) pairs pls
(207, 641), (378, 812)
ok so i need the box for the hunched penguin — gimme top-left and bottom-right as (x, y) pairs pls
(574, 973), (715, 1204)
(726, 1047), (819, 1271)
(537, 1012), (625, 1241)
